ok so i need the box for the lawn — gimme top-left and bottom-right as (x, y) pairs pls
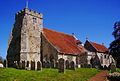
(0, 68), (100, 81)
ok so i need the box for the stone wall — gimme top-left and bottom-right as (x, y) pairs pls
(97, 53), (114, 67)
(76, 53), (87, 68)
(41, 34), (58, 68)
(58, 54), (77, 65)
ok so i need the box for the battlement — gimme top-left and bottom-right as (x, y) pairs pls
(16, 8), (43, 19)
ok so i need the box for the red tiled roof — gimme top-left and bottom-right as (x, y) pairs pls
(43, 28), (83, 55)
(90, 41), (108, 53)
(76, 40), (82, 45)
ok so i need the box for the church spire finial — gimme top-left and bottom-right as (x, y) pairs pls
(26, 0), (29, 8)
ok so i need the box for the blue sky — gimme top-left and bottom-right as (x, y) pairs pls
(0, 0), (120, 58)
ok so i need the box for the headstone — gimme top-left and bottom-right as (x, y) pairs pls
(65, 60), (69, 69)
(25, 61), (30, 70)
(55, 62), (58, 68)
(26, 61), (29, 67)
(15, 61), (19, 69)
(22, 61), (25, 69)
(58, 58), (65, 73)
(110, 63), (116, 73)
(51, 60), (55, 68)
(70, 61), (75, 70)
(31, 61), (35, 70)
(42, 61), (46, 68)
(46, 61), (50, 68)
(37, 61), (42, 70)
(87, 64), (92, 68)
(4, 60), (6, 67)
(19, 61), (22, 69)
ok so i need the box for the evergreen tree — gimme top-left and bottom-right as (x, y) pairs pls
(109, 21), (120, 67)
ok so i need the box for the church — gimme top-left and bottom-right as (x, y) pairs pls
(7, 8), (87, 70)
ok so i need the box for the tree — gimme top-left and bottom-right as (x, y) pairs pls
(109, 21), (120, 67)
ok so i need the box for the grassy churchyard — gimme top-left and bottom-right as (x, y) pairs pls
(0, 68), (100, 81)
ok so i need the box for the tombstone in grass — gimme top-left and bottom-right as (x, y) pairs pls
(110, 62), (116, 73)
(46, 61), (51, 68)
(3, 60), (6, 67)
(55, 62), (58, 68)
(87, 64), (92, 68)
(37, 61), (42, 70)
(70, 61), (75, 70)
(25, 61), (30, 70)
(18, 61), (22, 69)
(26, 61), (29, 67)
(42, 61), (46, 68)
(31, 61), (35, 70)
(65, 60), (69, 69)
(58, 58), (65, 73)
(22, 61), (25, 69)
(51, 60), (55, 68)
(14, 61), (19, 69)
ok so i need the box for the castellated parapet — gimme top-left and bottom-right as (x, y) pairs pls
(7, 8), (43, 70)
(16, 8), (43, 19)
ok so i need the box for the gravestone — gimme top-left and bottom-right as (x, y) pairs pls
(13, 61), (16, 68)
(26, 61), (29, 67)
(22, 61), (25, 69)
(14, 61), (19, 69)
(25, 61), (30, 70)
(110, 63), (116, 73)
(31, 61), (35, 70)
(65, 60), (69, 69)
(42, 61), (46, 68)
(70, 61), (75, 70)
(58, 58), (65, 73)
(55, 62), (58, 68)
(51, 60), (55, 68)
(19, 61), (22, 69)
(46, 61), (50, 68)
(37, 61), (42, 70)
(4, 60), (6, 67)
(87, 64), (92, 68)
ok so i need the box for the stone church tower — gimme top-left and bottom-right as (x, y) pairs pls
(7, 8), (43, 70)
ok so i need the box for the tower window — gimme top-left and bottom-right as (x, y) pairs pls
(33, 17), (37, 23)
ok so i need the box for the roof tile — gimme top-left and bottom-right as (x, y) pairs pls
(43, 28), (85, 55)
(90, 41), (108, 53)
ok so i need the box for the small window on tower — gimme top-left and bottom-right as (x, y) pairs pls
(33, 17), (37, 23)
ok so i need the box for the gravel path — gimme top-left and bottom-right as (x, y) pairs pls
(88, 70), (108, 81)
